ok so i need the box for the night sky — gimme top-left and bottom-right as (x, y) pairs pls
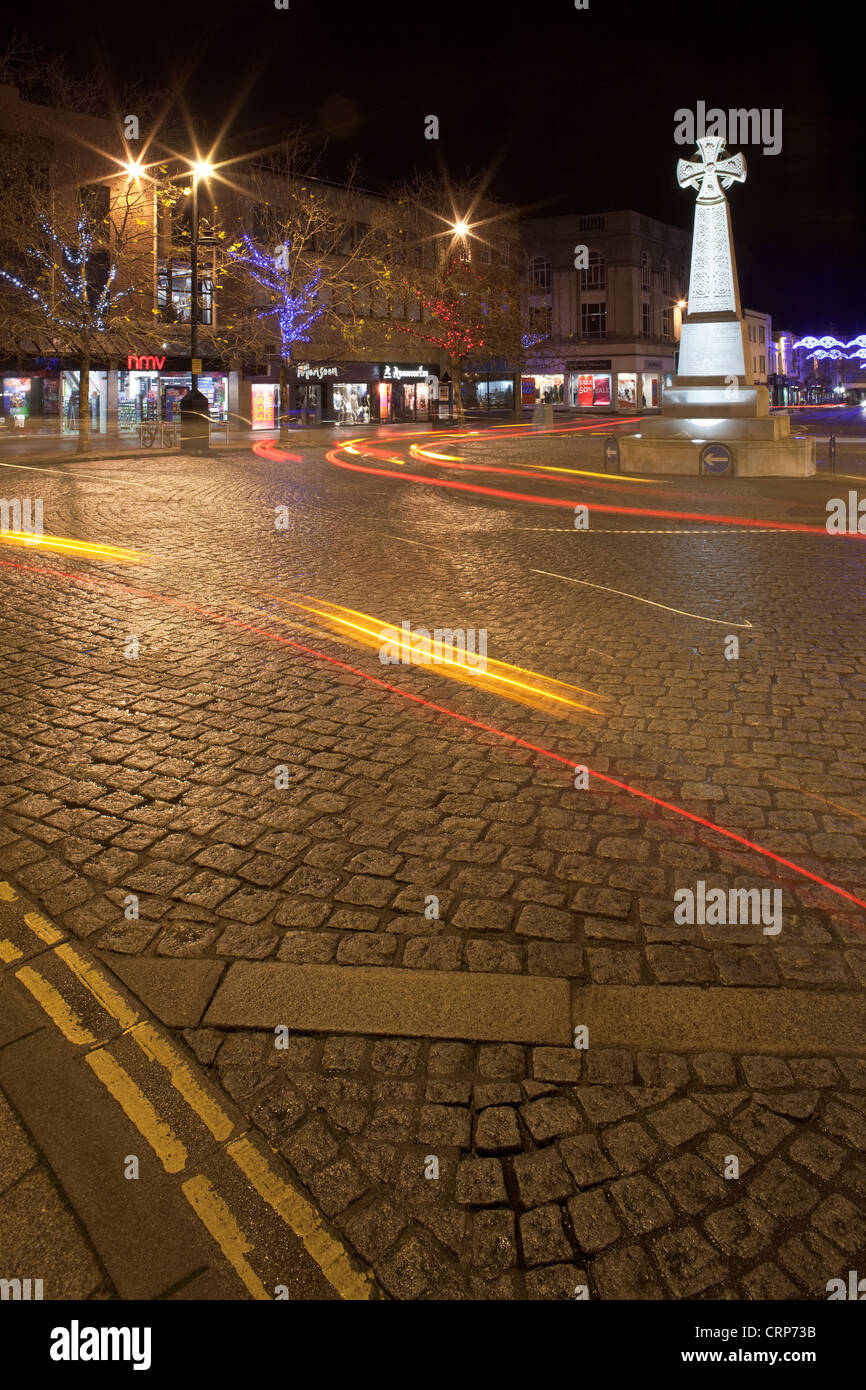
(25, 0), (866, 334)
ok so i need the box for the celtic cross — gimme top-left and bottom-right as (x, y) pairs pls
(677, 136), (747, 204)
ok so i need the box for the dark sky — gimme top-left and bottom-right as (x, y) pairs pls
(25, 0), (866, 333)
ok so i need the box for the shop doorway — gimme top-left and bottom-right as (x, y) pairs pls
(298, 383), (321, 426)
(62, 371), (108, 433)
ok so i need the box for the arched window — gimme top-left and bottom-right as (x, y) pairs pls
(580, 251), (605, 291)
(640, 251), (650, 291)
(530, 255), (551, 290)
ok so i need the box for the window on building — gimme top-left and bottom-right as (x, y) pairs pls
(581, 302), (607, 339)
(760, 355), (765, 375)
(530, 255), (551, 290)
(578, 215), (605, 233)
(679, 261), (686, 294)
(641, 301), (651, 336)
(662, 306), (672, 340)
(580, 251), (605, 291)
(478, 241), (492, 264)
(661, 258), (670, 293)
(759, 325), (765, 343)
(641, 252), (650, 291)
(157, 258), (214, 325)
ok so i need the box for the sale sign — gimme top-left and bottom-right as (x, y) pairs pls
(577, 374), (593, 407)
(252, 384), (275, 429)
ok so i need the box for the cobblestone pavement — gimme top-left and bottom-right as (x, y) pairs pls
(0, 423), (864, 1298)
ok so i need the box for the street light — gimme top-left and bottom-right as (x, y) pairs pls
(188, 159), (214, 392)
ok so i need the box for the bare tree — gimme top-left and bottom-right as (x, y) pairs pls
(0, 163), (155, 450)
(221, 139), (389, 439)
(381, 172), (522, 421)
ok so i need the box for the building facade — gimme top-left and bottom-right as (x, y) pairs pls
(520, 209), (692, 413)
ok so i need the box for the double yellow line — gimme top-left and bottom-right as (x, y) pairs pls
(2, 887), (375, 1301)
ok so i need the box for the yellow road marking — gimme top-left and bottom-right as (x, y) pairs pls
(15, 966), (96, 1044)
(182, 1174), (270, 1300)
(86, 1048), (187, 1173)
(54, 943), (140, 1029)
(0, 939), (23, 962)
(24, 912), (64, 945)
(131, 1021), (235, 1142)
(0, 881), (17, 902)
(228, 1135), (377, 1301)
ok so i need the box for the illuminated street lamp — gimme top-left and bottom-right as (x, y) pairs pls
(189, 159), (214, 391)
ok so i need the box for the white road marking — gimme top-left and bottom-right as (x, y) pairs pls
(530, 568), (754, 628)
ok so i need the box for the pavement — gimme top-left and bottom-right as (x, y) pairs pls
(1, 408), (865, 1300)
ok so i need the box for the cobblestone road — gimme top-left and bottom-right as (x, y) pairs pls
(1, 418), (865, 1298)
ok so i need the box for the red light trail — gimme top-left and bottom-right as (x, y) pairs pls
(1, 553), (863, 917)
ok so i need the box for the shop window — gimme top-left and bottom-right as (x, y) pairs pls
(581, 302), (606, 339)
(157, 259), (213, 324)
(580, 252), (605, 291)
(641, 301), (651, 337)
(530, 256), (551, 291)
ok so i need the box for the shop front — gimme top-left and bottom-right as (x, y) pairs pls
(293, 361), (372, 426)
(462, 374), (514, 410)
(521, 373), (565, 408)
(377, 363), (439, 422)
(62, 370), (109, 434)
(1, 361), (64, 430)
(117, 355), (228, 431)
(640, 358), (664, 410)
(286, 361), (440, 425)
(567, 361), (613, 409)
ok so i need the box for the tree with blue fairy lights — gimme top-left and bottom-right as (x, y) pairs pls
(0, 175), (149, 453)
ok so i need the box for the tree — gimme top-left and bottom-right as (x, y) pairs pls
(383, 173), (521, 422)
(227, 234), (326, 440)
(0, 174), (151, 451)
(223, 140), (387, 440)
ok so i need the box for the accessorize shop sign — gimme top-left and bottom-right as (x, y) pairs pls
(381, 363), (428, 381)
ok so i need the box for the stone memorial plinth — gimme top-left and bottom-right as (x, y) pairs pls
(619, 137), (814, 477)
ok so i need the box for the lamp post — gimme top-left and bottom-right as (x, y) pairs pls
(179, 160), (213, 453)
(189, 160), (213, 390)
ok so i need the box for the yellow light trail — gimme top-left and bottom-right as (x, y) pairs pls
(254, 590), (607, 715)
(406, 442), (657, 482)
(0, 532), (147, 562)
